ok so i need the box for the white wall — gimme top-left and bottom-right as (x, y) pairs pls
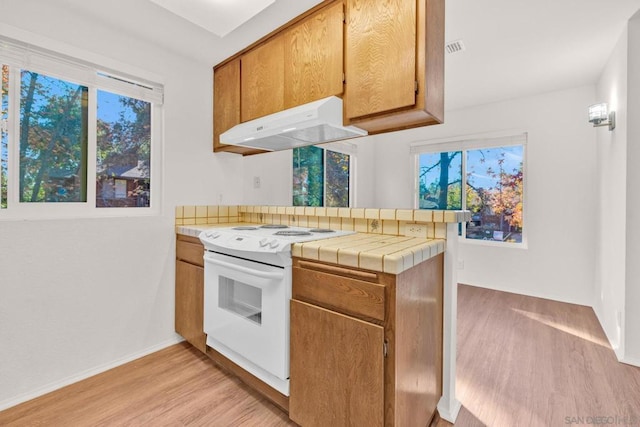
(594, 27), (628, 358)
(369, 86), (598, 306)
(624, 13), (640, 364)
(0, 2), (244, 408)
(593, 13), (640, 366)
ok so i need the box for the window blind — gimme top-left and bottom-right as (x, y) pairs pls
(410, 131), (527, 155)
(0, 36), (163, 104)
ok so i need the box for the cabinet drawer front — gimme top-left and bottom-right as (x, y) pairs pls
(176, 240), (204, 267)
(293, 265), (385, 322)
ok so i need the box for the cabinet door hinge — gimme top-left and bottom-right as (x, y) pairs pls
(343, 72), (346, 84)
(415, 80), (419, 93)
(383, 340), (389, 358)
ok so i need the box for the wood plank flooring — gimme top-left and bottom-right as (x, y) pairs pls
(2, 284), (639, 426)
(0, 343), (295, 426)
(436, 285), (640, 427)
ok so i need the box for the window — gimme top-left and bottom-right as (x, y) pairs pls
(418, 151), (462, 210)
(19, 71), (88, 203)
(0, 37), (162, 217)
(292, 145), (352, 207)
(1, 65), (8, 209)
(415, 134), (525, 244)
(96, 90), (151, 208)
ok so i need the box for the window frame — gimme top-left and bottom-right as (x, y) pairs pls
(412, 131), (528, 248)
(0, 36), (163, 220)
(290, 141), (356, 208)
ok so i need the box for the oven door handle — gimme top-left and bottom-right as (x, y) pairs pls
(204, 256), (284, 280)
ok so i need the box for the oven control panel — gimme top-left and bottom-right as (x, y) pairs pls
(200, 231), (284, 253)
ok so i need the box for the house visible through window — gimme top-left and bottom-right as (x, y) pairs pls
(96, 90), (151, 208)
(292, 145), (351, 207)
(0, 36), (162, 216)
(417, 136), (525, 244)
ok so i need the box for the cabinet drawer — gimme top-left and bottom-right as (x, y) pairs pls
(176, 238), (204, 267)
(293, 262), (385, 322)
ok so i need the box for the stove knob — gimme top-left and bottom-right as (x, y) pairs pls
(268, 240), (280, 249)
(259, 238), (269, 247)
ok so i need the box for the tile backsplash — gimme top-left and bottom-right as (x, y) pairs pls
(175, 205), (240, 226)
(175, 205), (470, 238)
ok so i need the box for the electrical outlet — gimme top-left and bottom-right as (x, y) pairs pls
(405, 224), (426, 238)
(253, 176), (261, 189)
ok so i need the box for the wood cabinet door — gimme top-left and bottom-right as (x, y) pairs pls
(213, 59), (240, 149)
(284, 1), (344, 109)
(241, 37), (285, 122)
(175, 260), (206, 353)
(345, 0), (417, 120)
(290, 299), (384, 427)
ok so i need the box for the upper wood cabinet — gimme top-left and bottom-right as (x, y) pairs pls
(241, 36), (285, 122)
(213, 59), (265, 155)
(283, 1), (344, 108)
(345, 0), (416, 119)
(344, 0), (444, 133)
(211, 0), (444, 154)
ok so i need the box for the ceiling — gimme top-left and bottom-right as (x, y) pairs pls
(147, 0), (276, 37)
(54, 0), (640, 111)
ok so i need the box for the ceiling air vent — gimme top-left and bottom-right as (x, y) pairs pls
(445, 40), (466, 54)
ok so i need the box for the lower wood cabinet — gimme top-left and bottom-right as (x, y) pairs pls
(175, 235), (206, 353)
(290, 300), (384, 427)
(289, 255), (444, 426)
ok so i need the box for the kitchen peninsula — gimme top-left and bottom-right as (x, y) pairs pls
(175, 205), (469, 425)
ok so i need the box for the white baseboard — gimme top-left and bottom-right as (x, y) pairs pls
(0, 337), (184, 412)
(592, 304), (625, 361)
(621, 356), (640, 368)
(437, 396), (462, 424)
(437, 396), (462, 423)
(458, 282), (591, 307)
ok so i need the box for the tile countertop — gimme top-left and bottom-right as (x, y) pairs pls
(176, 224), (444, 275)
(291, 234), (444, 275)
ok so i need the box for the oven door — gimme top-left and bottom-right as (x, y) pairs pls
(203, 251), (290, 391)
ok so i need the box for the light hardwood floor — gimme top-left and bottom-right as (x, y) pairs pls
(2, 284), (639, 426)
(439, 285), (640, 427)
(0, 343), (295, 426)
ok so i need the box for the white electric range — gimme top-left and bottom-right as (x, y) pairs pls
(199, 224), (354, 396)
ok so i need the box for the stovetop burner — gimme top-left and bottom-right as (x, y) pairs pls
(309, 228), (335, 233)
(199, 225), (356, 262)
(260, 224), (289, 229)
(274, 230), (312, 236)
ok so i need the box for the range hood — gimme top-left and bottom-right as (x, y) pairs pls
(219, 96), (367, 151)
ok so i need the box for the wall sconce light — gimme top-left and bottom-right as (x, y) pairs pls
(588, 103), (615, 131)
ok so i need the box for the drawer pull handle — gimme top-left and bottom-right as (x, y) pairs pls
(298, 260), (378, 281)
